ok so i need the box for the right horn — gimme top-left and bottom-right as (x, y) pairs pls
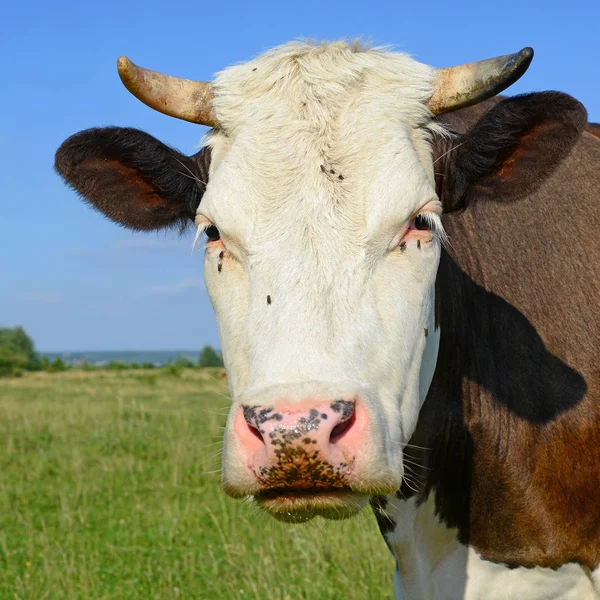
(117, 57), (218, 128)
(428, 47), (534, 115)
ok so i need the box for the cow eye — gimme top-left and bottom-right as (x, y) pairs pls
(411, 214), (432, 231)
(205, 225), (220, 242)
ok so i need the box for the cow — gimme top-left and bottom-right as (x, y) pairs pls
(55, 40), (600, 599)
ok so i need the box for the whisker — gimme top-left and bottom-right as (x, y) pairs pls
(433, 141), (466, 165)
(403, 457), (431, 471)
(203, 370), (230, 391)
(403, 443), (431, 451)
(200, 468), (222, 475)
(177, 170), (205, 184)
(401, 477), (420, 494)
(172, 154), (207, 186)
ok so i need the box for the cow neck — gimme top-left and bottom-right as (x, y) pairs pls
(402, 249), (477, 544)
(403, 244), (597, 568)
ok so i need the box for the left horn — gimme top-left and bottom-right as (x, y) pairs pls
(117, 57), (218, 127)
(428, 47), (534, 115)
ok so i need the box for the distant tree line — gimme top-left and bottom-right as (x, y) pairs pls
(0, 327), (42, 376)
(0, 327), (224, 377)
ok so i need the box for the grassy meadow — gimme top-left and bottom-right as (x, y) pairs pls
(0, 369), (393, 599)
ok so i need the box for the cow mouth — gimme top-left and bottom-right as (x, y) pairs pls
(254, 487), (366, 522)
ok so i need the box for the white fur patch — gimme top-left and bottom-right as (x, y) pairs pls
(385, 494), (599, 599)
(591, 564), (600, 594)
(198, 41), (447, 492)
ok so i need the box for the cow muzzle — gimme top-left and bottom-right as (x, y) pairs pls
(225, 395), (371, 521)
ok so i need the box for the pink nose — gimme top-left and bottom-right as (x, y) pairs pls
(232, 399), (366, 488)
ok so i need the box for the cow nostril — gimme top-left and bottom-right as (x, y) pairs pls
(246, 422), (265, 445)
(330, 410), (356, 443)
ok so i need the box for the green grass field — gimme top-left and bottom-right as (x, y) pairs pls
(0, 370), (393, 599)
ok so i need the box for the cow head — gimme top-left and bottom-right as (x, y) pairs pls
(56, 41), (582, 522)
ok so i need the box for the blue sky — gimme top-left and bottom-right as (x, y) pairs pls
(1, 0), (598, 351)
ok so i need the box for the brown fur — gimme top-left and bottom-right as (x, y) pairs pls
(412, 95), (600, 570)
(586, 123), (600, 140)
(437, 92), (588, 212)
(55, 127), (211, 231)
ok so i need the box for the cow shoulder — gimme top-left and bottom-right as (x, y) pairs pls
(55, 127), (211, 231)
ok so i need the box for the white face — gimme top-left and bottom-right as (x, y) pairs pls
(197, 42), (444, 520)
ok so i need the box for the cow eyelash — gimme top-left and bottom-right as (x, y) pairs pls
(192, 220), (221, 254)
(194, 222), (221, 242)
(409, 212), (448, 245)
(412, 214), (432, 230)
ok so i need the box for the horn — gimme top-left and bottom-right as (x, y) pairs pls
(117, 57), (218, 127)
(428, 48), (534, 115)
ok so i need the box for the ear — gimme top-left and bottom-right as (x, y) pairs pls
(55, 127), (211, 231)
(438, 92), (587, 213)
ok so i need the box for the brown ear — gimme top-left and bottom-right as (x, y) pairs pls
(438, 92), (587, 213)
(55, 127), (210, 231)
